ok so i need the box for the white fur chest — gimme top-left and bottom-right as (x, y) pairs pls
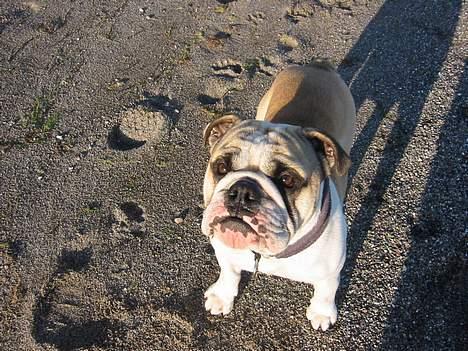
(210, 182), (347, 285)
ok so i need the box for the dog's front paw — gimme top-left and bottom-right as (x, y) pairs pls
(204, 284), (234, 315)
(204, 293), (233, 315)
(306, 303), (337, 331)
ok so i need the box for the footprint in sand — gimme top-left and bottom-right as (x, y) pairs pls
(107, 94), (181, 151)
(212, 59), (243, 79)
(32, 248), (124, 350)
(113, 201), (147, 239)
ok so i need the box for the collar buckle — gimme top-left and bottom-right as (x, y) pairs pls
(252, 251), (261, 281)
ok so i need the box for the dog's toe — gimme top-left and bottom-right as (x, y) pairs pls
(308, 313), (332, 331)
(306, 305), (337, 331)
(204, 293), (233, 315)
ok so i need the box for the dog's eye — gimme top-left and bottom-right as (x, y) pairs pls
(279, 173), (295, 188)
(215, 159), (230, 175)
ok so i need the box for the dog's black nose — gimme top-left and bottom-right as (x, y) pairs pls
(226, 179), (261, 215)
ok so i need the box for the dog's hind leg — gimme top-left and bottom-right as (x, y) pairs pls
(255, 87), (273, 121)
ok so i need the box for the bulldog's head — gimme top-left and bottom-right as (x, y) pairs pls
(201, 114), (351, 256)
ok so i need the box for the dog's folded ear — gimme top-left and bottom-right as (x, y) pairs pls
(303, 128), (351, 176)
(203, 114), (241, 150)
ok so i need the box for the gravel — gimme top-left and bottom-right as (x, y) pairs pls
(0, 0), (466, 350)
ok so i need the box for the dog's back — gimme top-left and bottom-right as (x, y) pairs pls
(256, 60), (356, 155)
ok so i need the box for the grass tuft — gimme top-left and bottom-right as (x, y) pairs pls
(24, 96), (60, 133)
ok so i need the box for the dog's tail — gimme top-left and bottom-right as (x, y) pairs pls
(307, 58), (336, 72)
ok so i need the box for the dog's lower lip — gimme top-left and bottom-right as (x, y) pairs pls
(219, 217), (256, 237)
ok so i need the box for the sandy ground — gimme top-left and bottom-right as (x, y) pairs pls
(0, 0), (466, 350)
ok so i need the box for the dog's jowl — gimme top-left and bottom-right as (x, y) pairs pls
(201, 60), (356, 331)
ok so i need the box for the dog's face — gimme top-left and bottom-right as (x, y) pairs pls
(202, 115), (350, 256)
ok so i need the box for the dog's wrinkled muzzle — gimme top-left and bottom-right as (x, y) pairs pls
(202, 173), (292, 255)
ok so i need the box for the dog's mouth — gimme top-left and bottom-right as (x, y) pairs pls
(210, 216), (257, 237)
(209, 216), (261, 250)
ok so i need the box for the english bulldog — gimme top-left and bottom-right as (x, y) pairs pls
(201, 60), (356, 331)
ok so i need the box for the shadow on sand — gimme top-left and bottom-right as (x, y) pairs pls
(336, 0), (465, 348)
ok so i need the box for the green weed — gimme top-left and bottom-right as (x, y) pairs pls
(24, 96), (60, 133)
(214, 5), (228, 14)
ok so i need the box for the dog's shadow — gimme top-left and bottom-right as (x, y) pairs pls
(331, 0), (464, 349)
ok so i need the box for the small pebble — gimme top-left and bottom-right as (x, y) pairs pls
(174, 217), (184, 224)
